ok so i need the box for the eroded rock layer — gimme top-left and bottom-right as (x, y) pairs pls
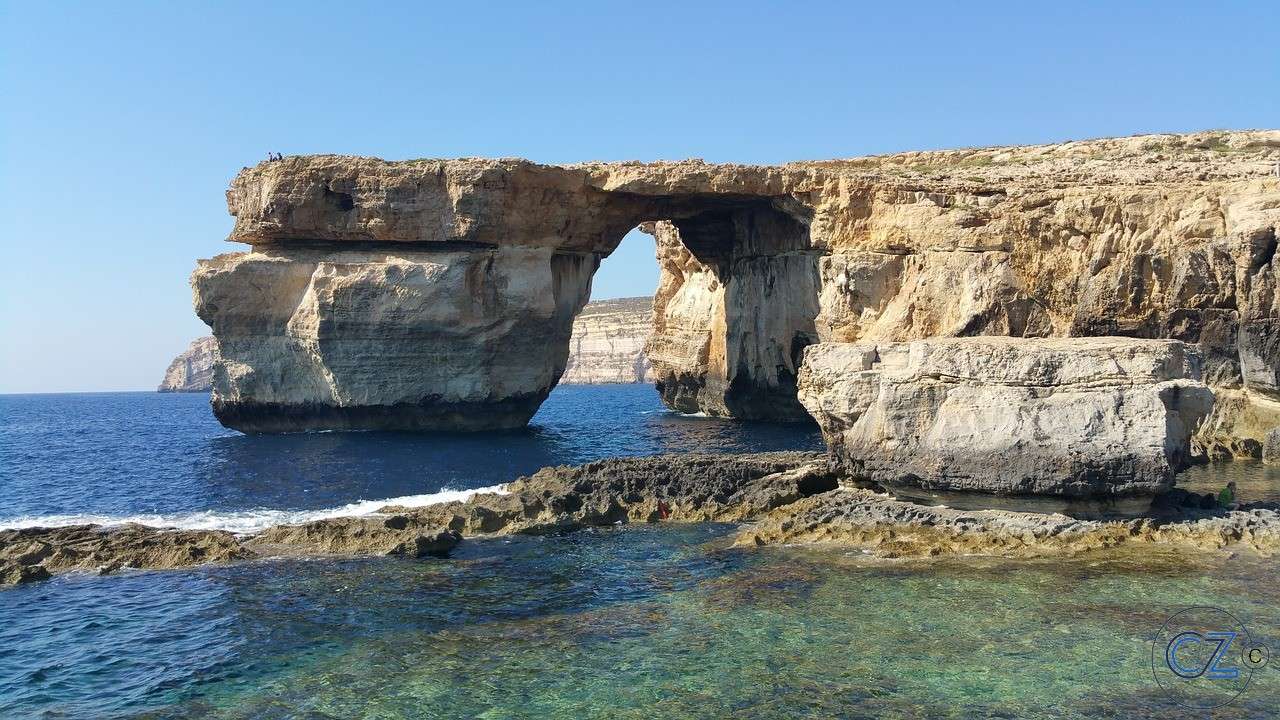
(164, 296), (653, 393)
(194, 131), (1280, 434)
(797, 337), (1213, 504)
(7, 452), (1276, 586)
(158, 336), (218, 392)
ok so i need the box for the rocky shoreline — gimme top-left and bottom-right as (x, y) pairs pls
(5, 452), (1277, 586)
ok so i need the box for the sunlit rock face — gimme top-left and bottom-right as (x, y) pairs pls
(193, 131), (1280, 435)
(560, 296), (654, 384)
(158, 336), (218, 392)
(797, 337), (1214, 503)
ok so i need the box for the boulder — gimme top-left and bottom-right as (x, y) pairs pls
(1265, 428), (1280, 464)
(796, 337), (1215, 505)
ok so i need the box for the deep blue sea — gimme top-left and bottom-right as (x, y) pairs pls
(0, 386), (821, 531)
(2, 388), (1278, 719)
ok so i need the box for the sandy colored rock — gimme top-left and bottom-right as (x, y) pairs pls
(158, 336), (218, 392)
(560, 296), (653, 384)
(194, 131), (1280, 433)
(1265, 427), (1280, 464)
(163, 296), (654, 394)
(249, 520), (459, 558)
(796, 337), (1214, 500)
(0, 524), (251, 580)
(736, 488), (1280, 558)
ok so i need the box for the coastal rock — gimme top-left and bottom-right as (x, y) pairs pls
(0, 524), (250, 580)
(194, 245), (594, 432)
(796, 337), (1214, 502)
(250, 521), (460, 558)
(736, 488), (1280, 558)
(7, 450), (1280, 586)
(1266, 428), (1280, 464)
(376, 451), (838, 536)
(158, 336), (218, 392)
(0, 452), (833, 585)
(194, 131), (1280, 434)
(560, 296), (653, 384)
(163, 296), (654, 393)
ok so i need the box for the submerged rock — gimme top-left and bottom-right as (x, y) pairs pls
(797, 337), (1214, 502)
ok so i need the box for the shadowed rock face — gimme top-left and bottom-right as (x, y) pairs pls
(193, 131), (1280, 435)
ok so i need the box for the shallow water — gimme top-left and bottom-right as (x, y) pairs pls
(2, 527), (1276, 718)
(1, 389), (1278, 718)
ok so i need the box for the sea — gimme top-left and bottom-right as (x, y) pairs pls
(1, 386), (1277, 718)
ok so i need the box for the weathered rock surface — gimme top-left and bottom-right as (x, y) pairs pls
(736, 488), (1280, 558)
(0, 524), (251, 581)
(560, 296), (653, 383)
(1265, 427), (1280, 464)
(0, 452), (831, 585)
(158, 336), (218, 392)
(193, 131), (1280, 434)
(797, 337), (1214, 502)
(163, 296), (654, 393)
(5, 451), (1278, 586)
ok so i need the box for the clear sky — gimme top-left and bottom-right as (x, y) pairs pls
(1, 1), (1277, 393)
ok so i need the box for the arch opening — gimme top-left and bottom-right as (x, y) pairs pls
(576, 195), (823, 422)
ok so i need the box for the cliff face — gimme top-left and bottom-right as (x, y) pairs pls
(164, 297), (653, 393)
(157, 337), (218, 392)
(798, 338), (1213, 504)
(560, 296), (653, 384)
(193, 131), (1280, 437)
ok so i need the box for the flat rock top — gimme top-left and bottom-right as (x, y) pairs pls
(221, 130), (1280, 248)
(238, 129), (1280, 193)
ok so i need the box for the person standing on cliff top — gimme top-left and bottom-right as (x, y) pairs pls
(1218, 481), (1239, 510)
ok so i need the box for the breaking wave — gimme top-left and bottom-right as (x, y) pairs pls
(0, 484), (507, 535)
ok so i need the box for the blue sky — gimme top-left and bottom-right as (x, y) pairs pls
(1, 1), (1277, 392)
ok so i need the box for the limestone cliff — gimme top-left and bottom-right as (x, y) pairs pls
(560, 296), (653, 384)
(163, 297), (652, 393)
(193, 131), (1280, 436)
(157, 337), (218, 392)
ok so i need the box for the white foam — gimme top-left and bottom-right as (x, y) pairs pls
(0, 484), (508, 535)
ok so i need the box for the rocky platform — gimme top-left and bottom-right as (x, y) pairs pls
(195, 131), (1280, 442)
(736, 488), (1280, 558)
(5, 452), (1277, 586)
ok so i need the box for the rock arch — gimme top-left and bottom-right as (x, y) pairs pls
(194, 132), (1280, 441)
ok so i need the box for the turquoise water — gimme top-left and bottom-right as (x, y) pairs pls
(4, 525), (1276, 718)
(1, 388), (1277, 717)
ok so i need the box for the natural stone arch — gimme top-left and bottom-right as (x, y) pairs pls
(194, 132), (1280, 442)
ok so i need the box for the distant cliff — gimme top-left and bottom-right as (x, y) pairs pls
(160, 298), (652, 392)
(560, 296), (653, 384)
(157, 336), (218, 392)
